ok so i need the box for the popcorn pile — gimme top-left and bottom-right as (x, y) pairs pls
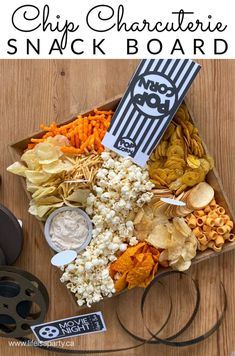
(60, 151), (154, 306)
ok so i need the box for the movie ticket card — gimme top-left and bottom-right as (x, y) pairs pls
(102, 59), (201, 167)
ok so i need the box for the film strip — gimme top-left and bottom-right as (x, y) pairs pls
(14, 271), (227, 353)
(102, 59), (201, 166)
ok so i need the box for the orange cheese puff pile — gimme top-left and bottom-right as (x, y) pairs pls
(185, 198), (234, 253)
(109, 242), (160, 292)
(28, 109), (113, 154)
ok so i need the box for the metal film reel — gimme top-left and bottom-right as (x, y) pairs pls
(0, 266), (49, 338)
(0, 204), (23, 265)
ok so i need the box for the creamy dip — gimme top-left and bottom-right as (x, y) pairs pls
(49, 210), (88, 251)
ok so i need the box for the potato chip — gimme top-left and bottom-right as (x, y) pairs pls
(176, 205), (193, 217)
(65, 189), (90, 204)
(146, 224), (173, 249)
(167, 246), (183, 261)
(167, 145), (184, 157)
(32, 186), (56, 200)
(7, 162), (27, 177)
(42, 160), (73, 174)
(148, 104), (213, 193)
(134, 208), (145, 224)
(46, 135), (70, 147)
(163, 123), (175, 140)
(28, 201), (63, 219)
(170, 258), (191, 272)
(26, 180), (40, 193)
(159, 250), (168, 263)
(34, 142), (62, 165)
(135, 231), (149, 241)
(199, 157), (214, 174)
(172, 217), (192, 237)
(181, 241), (197, 260)
(25, 170), (51, 185)
(143, 215), (197, 272)
(181, 170), (203, 187)
(34, 196), (63, 205)
(21, 150), (41, 170)
(187, 154), (200, 169)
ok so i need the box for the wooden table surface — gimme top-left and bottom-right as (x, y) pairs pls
(0, 59), (235, 356)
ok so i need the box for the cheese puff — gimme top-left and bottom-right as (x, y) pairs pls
(208, 241), (215, 249)
(221, 214), (230, 223)
(196, 216), (206, 227)
(203, 224), (211, 233)
(217, 226), (230, 235)
(198, 244), (208, 251)
(223, 232), (230, 240)
(205, 217), (216, 227)
(215, 206), (226, 215)
(227, 220), (234, 229)
(213, 244), (222, 253)
(214, 217), (224, 227)
(228, 233), (235, 242)
(187, 216), (197, 229)
(193, 226), (204, 238)
(215, 235), (224, 247)
(209, 199), (217, 207)
(204, 206), (212, 213)
(208, 211), (218, 219)
(194, 210), (205, 217)
(198, 234), (208, 246)
(205, 230), (217, 241)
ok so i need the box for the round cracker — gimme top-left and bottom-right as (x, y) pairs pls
(187, 182), (214, 210)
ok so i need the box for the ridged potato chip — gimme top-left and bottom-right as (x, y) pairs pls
(187, 154), (200, 169)
(181, 170), (204, 187)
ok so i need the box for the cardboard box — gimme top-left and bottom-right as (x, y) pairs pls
(9, 95), (235, 271)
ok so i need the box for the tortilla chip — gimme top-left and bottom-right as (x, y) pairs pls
(111, 254), (134, 274)
(110, 242), (160, 292)
(114, 272), (128, 292)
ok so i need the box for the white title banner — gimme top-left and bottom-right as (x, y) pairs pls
(0, 0), (234, 58)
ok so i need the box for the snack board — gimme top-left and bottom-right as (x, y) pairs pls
(8, 95), (235, 307)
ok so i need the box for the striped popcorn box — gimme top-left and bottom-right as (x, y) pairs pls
(102, 59), (201, 167)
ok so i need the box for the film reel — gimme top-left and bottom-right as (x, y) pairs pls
(0, 266), (49, 338)
(0, 204), (23, 265)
